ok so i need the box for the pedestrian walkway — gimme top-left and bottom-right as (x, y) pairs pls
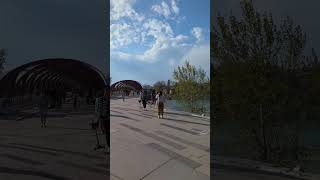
(0, 99), (108, 180)
(110, 97), (210, 180)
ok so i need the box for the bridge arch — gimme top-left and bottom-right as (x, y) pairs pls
(0, 58), (107, 97)
(110, 80), (143, 92)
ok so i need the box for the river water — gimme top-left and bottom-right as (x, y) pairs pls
(166, 99), (210, 116)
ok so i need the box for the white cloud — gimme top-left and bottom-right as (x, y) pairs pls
(171, 0), (180, 14)
(170, 35), (188, 47)
(110, 23), (142, 49)
(111, 11), (190, 63)
(191, 27), (204, 42)
(110, 0), (208, 69)
(180, 44), (210, 74)
(111, 0), (144, 21)
(151, 5), (162, 16)
(151, 1), (171, 18)
(111, 0), (209, 84)
(143, 18), (173, 39)
(151, 0), (180, 18)
(112, 32), (190, 63)
(111, 51), (133, 61)
(132, 19), (189, 62)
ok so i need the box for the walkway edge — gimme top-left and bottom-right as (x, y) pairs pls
(190, 113), (210, 121)
(213, 160), (319, 180)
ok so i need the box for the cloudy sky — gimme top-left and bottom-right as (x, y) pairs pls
(110, 0), (210, 85)
(0, 0), (108, 74)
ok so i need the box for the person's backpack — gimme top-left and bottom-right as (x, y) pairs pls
(143, 93), (147, 100)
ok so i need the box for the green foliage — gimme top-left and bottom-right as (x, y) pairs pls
(143, 84), (152, 89)
(0, 49), (7, 74)
(212, 0), (314, 163)
(173, 61), (210, 113)
(153, 81), (166, 92)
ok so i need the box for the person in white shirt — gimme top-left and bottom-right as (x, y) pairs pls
(155, 92), (159, 107)
(156, 91), (166, 119)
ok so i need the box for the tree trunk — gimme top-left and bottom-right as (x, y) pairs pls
(260, 104), (268, 161)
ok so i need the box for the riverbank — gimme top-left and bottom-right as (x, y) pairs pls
(111, 95), (211, 120)
(213, 120), (320, 175)
(166, 99), (210, 119)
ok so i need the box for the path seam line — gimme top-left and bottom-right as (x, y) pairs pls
(139, 158), (174, 180)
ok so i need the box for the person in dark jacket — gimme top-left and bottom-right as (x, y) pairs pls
(93, 89), (109, 153)
(39, 92), (49, 127)
(141, 90), (147, 110)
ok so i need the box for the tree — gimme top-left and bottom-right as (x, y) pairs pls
(143, 84), (152, 89)
(153, 81), (166, 92)
(166, 80), (171, 95)
(212, 0), (310, 163)
(0, 49), (7, 75)
(173, 61), (210, 113)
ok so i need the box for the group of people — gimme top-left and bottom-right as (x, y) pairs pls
(36, 87), (168, 154)
(37, 89), (110, 153)
(140, 90), (166, 119)
(37, 90), (76, 127)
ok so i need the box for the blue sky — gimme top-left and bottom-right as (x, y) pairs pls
(110, 0), (210, 85)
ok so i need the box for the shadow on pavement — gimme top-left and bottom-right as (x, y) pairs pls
(0, 166), (72, 180)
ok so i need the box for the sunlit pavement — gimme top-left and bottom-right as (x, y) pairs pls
(0, 100), (108, 180)
(110, 97), (210, 180)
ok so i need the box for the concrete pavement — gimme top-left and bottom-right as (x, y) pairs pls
(110, 97), (210, 180)
(2, 95), (313, 180)
(0, 100), (108, 180)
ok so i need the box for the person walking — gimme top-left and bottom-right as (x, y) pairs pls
(138, 90), (142, 107)
(73, 91), (79, 110)
(156, 91), (166, 119)
(141, 90), (147, 110)
(94, 89), (109, 153)
(39, 92), (49, 127)
(151, 90), (156, 107)
(155, 91), (159, 101)
(122, 90), (125, 102)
